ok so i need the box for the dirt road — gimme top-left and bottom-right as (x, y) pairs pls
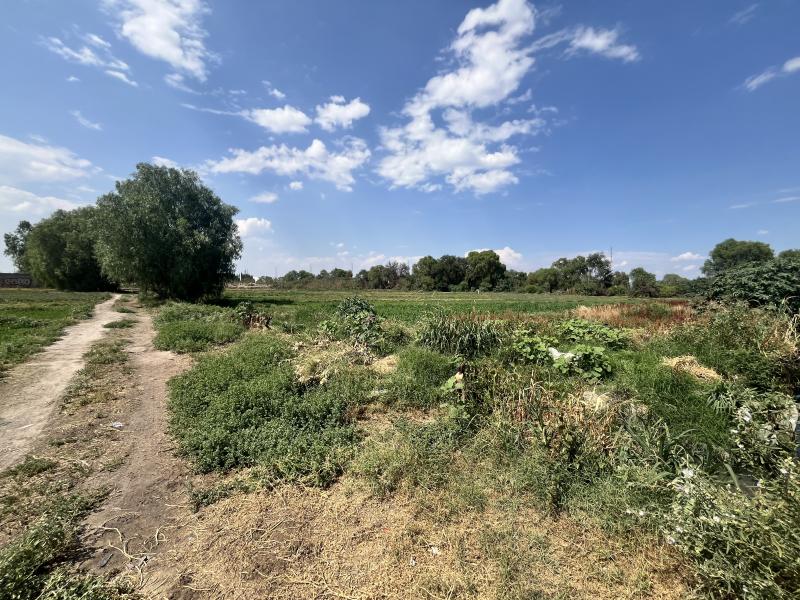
(82, 310), (194, 595)
(0, 294), (122, 471)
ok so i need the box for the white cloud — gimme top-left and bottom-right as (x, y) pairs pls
(43, 36), (137, 86)
(757, 229), (769, 235)
(745, 55), (800, 91)
(207, 138), (370, 191)
(105, 69), (139, 86)
(0, 134), (95, 183)
(106, 0), (213, 81)
(567, 26), (640, 62)
(152, 155), (179, 168)
(250, 192), (278, 204)
(288, 181), (303, 190)
(236, 217), (272, 237)
(164, 72), (199, 92)
(244, 105), (312, 134)
(773, 195), (800, 204)
(377, 0), (539, 195)
(70, 110), (102, 131)
(729, 4), (759, 26)
(67, 75), (80, 83)
(268, 88), (285, 100)
(315, 96), (371, 131)
(670, 251), (704, 262)
(0, 185), (79, 214)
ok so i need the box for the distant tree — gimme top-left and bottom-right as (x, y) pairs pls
(413, 256), (438, 291)
(366, 264), (391, 289)
(702, 238), (774, 276)
(629, 267), (659, 297)
(239, 273), (255, 284)
(606, 271), (630, 296)
(585, 252), (613, 291)
(778, 249), (800, 260)
(526, 267), (559, 293)
(436, 255), (468, 291)
(316, 269), (330, 280)
(3, 220), (33, 272)
(329, 268), (352, 279)
(25, 208), (114, 291)
(659, 273), (691, 297)
(355, 269), (369, 288)
(95, 163), (241, 300)
(465, 250), (506, 291)
(256, 275), (274, 285)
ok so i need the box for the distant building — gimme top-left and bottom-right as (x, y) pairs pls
(0, 273), (34, 288)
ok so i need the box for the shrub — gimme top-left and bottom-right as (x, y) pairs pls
(153, 302), (244, 352)
(320, 297), (385, 351)
(666, 461), (800, 599)
(510, 331), (557, 365)
(557, 318), (628, 349)
(707, 257), (800, 313)
(554, 344), (612, 381)
(168, 334), (371, 485)
(417, 311), (506, 358)
(385, 347), (457, 408)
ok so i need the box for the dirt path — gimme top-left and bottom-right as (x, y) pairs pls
(0, 294), (122, 471)
(82, 311), (194, 596)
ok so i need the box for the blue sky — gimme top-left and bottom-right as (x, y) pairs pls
(1, 0), (798, 277)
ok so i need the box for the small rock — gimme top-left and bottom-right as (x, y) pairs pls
(111, 421), (124, 430)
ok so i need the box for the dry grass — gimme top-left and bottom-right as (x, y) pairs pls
(160, 479), (688, 599)
(661, 355), (722, 381)
(573, 302), (693, 331)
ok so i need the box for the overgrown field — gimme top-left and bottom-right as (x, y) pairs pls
(0, 289), (110, 376)
(157, 292), (800, 598)
(223, 289), (646, 332)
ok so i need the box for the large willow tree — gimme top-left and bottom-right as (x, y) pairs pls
(95, 163), (242, 300)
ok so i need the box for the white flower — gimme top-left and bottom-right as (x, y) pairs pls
(681, 468), (695, 479)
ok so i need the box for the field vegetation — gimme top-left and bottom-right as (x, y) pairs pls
(0, 289), (110, 376)
(151, 287), (799, 598)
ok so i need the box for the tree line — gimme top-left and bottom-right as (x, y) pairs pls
(5, 163), (797, 302)
(232, 239), (799, 298)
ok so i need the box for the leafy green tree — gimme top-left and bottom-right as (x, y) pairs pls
(3, 220), (33, 272)
(465, 250), (505, 291)
(708, 256), (800, 313)
(778, 249), (800, 260)
(659, 273), (691, 297)
(526, 267), (559, 293)
(607, 271), (630, 295)
(629, 267), (658, 297)
(329, 268), (352, 279)
(95, 163), (241, 300)
(412, 256), (438, 291)
(239, 273), (255, 284)
(25, 208), (114, 291)
(702, 239), (774, 276)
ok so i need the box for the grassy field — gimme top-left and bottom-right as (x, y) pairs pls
(222, 288), (647, 331)
(155, 291), (800, 598)
(0, 289), (110, 376)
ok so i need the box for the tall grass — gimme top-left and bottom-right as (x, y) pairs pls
(417, 311), (507, 358)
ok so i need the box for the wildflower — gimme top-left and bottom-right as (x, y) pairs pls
(681, 468), (695, 479)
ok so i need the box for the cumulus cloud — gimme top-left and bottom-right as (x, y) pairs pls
(67, 75), (80, 83)
(70, 110), (102, 131)
(250, 192), (278, 204)
(244, 105), (312, 134)
(0, 185), (79, 214)
(315, 96), (371, 131)
(207, 138), (370, 191)
(235, 217), (272, 237)
(288, 181), (303, 190)
(106, 0), (213, 81)
(670, 251), (704, 262)
(0, 134), (95, 183)
(745, 55), (800, 91)
(377, 0), (539, 195)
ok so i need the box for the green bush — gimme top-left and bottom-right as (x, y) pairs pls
(385, 347), (457, 408)
(319, 297), (385, 351)
(666, 461), (800, 599)
(417, 311), (506, 358)
(557, 318), (628, 349)
(707, 257), (800, 313)
(510, 331), (557, 364)
(168, 334), (371, 485)
(554, 344), (612, 381)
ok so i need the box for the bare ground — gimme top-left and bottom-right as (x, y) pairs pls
(0, 294), (122, 471)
